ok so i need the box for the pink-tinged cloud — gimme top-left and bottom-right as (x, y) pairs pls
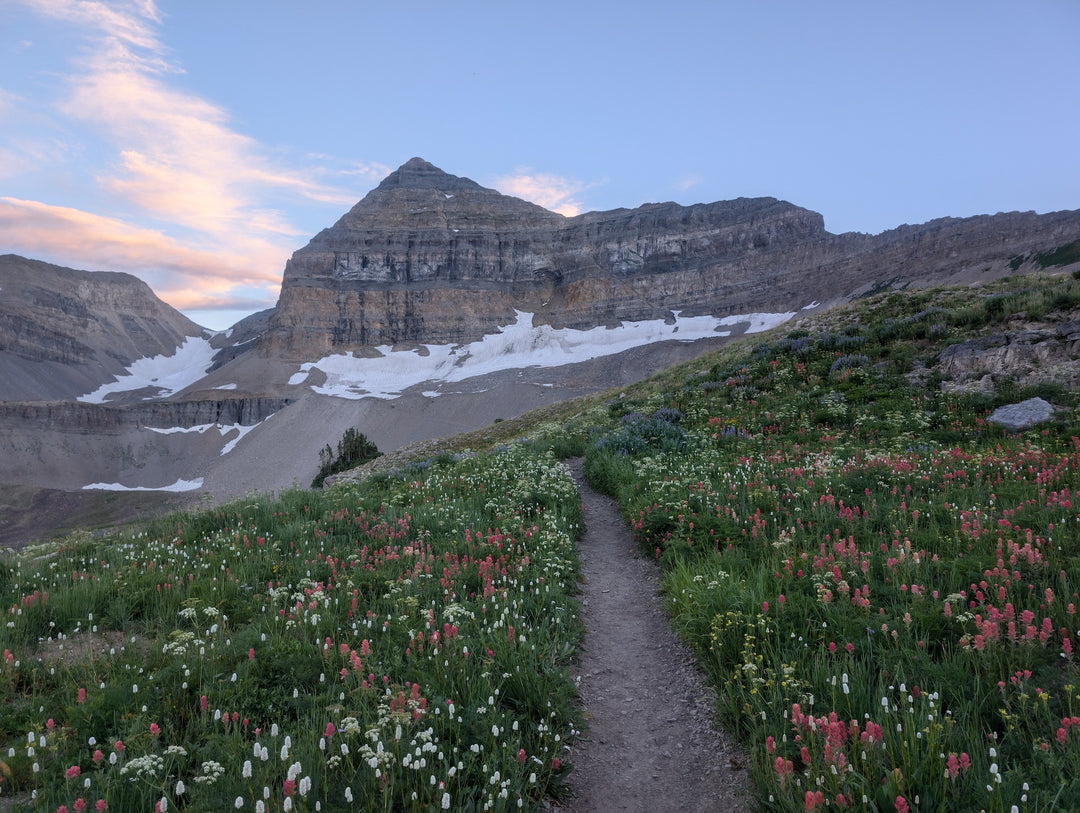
(5, 0), (360, 315)
(26, 0), (163, 52)
(492, 170), (588, 216)
(0, 197), (284, 311)
(61, 54), (356, 235)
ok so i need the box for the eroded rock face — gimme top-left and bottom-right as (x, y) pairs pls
(0, 397), (290, 434)
(0, 255), (205, 400)
(262, 158), (834, 355)
(261, 158), (1080, 359)
(937, 318), (1080, 393)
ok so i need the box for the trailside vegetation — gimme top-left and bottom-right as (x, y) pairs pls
(0, 446), (582, 811)
(583, 272), (1080, 811)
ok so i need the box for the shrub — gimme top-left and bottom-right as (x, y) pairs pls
(311, 427), (381, 487)
(592, 414), (687, 457)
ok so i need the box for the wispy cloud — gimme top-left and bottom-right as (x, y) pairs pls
(491, 169), (590, 216)
(2, 0), (360, 315)
(675, 174), (702, 193)
(0, 197), (281, 311)
(0, 88), (17, 118)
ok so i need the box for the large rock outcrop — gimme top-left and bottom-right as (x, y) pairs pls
(0, 255), (205, 400)
(261, 158), (1080, 358)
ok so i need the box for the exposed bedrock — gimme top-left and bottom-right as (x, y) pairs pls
(0, 255), (205, 400)
(261, 158), (1080, 358)
(0, 397), (291, 434)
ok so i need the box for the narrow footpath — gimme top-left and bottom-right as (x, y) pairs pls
(556, 460), (750, 812)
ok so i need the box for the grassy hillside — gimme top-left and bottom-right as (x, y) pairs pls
(2, 271), (1080, 811)
(578, 272), (1080, 811)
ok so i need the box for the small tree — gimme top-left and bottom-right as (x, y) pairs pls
(311, 427), (381, 487)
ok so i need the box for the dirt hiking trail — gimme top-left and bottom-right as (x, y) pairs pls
(556, 460), (750, 812)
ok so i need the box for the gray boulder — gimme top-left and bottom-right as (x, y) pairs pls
(987, 397), (1055, 431)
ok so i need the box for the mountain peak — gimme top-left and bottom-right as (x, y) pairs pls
(376, 157), (483, 192)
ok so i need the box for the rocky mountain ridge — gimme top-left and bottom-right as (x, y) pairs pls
(0, 255), (207, 401)
(261, 158), (1080, 358)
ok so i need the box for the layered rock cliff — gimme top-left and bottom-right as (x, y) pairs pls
(0, 255), (205, 400)
(0, 396), (290, 434)
(261, 158), (1080, 358)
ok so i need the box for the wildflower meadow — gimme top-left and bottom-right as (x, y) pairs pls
(0, 446), (582, 811)
(584, 274), (1080, 811)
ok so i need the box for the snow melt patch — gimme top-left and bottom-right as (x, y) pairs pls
(219, 422), (262, 455)
(77, 337), (216, 403)
(146, 417), (270, 456)
(82, 478), (204, 492)
(290, 308), (799, 400)
(147, 424), (216, 435)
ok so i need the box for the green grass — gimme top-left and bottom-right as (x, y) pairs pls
(1034, 240), (1080, 270)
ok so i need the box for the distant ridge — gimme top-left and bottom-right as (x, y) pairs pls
(0, 254), (205, 401)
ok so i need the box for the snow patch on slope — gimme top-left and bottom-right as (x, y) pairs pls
(77, 337), (216, 403)
(289, 309), (799, 401)
(82, 478), (204, 492)
(146, 416), (271, 456)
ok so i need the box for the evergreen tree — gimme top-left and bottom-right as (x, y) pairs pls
(312, 428), (381, 487)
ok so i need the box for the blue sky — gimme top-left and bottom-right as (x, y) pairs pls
(1, 1), (1078, 330)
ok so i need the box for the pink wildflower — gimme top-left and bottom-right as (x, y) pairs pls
(773, 757), (794, 783)
(946, 754), (960, 778)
